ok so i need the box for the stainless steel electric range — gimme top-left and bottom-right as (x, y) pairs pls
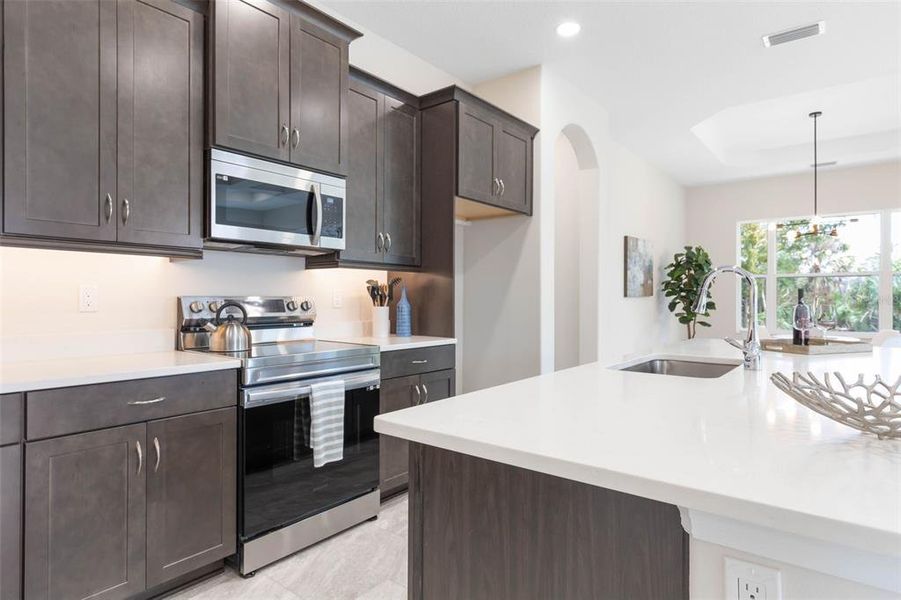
(177, 295), (380, 576)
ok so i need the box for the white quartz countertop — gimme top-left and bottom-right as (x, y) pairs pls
(323, 335), (456, 352)
(374, 339), (901, 555)
(0, 351), (241, 393)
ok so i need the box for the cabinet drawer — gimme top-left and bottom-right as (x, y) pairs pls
(380, 345), (455, 379)
(0, 393), (23, 445)
(26, 370), (237, 440)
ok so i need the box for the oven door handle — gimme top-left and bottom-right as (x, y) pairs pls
(242, 369), (380, 408)
(311, 183), (323, 246)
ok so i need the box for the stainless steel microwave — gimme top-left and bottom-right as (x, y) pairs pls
(208, 149), (345, 251)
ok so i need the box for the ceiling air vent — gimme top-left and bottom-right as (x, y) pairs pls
(762, 21), (825, 47)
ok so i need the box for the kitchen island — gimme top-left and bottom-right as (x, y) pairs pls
(374, 339), (901, 599)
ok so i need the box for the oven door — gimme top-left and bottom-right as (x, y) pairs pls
(209, 150), (345, 250)
(239, 369), (379, 542)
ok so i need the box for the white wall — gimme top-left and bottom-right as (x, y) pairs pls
(538, 67), (688, 368)
(0, 247), (384, 362)
(554, 134), (581, 370)
(686, 160), (901, 338)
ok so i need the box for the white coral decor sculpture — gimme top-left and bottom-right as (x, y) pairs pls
(771, 372), (901, 440)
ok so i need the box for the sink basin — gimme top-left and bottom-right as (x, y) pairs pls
(618, 358), (739, 379)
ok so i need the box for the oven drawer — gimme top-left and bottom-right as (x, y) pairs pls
(26, 370), (237, 440)
(380, 345), (455, 379)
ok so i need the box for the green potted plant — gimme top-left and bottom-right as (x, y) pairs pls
(662, 246), (715, 339)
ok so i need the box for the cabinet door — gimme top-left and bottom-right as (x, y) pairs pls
(3, 0), (117, 241)
(494, 123), (533, 215)
(117, 0), (203, 249)
(146, 408), (236, 587)
(212, 0), (290, 161)
(289, 15), (349, 175)
(342, 79), (384, 264)
(382, 97), (420, 267)
(456, 101), (496, 204)
(379, 375), (419, 496)
(419, 369), (456, 404)
(1, 445), (22, 600)
(25, 424), (146, 600)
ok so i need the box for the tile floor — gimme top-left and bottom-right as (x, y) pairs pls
(167, 494), (408, 600)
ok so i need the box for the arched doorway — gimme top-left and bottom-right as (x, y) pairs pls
(554, 125), (599, 370)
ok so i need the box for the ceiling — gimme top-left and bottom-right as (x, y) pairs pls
(322, 1), (901, 185)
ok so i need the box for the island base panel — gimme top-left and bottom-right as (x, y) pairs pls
(408, 443), (688, 600)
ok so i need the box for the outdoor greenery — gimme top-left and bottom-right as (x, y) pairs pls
(739, 216), (894, 333)
(662, 246), (715, 339)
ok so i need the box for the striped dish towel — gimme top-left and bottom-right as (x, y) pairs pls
(309, 379), (345, 468)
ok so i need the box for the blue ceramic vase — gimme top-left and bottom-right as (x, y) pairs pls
(396, 286), (412, 337)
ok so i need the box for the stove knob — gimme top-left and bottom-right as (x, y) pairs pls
(286, 299), (298, 312)
(300, 300), (312, 312)
(208, 301), (220, 313)
(189, 301), (204, 314)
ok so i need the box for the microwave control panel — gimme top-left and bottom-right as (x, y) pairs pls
(320, 195), (344, 239)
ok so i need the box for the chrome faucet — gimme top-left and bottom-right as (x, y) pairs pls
(693, 265), (761, 370)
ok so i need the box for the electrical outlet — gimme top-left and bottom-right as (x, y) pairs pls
(79, 284), (98, 313)
(725, 558), (781, 600)
(738, 577), (766, 600)
(332, 290), (343, 309)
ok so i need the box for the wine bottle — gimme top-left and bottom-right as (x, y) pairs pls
(792, 289), (811, 346)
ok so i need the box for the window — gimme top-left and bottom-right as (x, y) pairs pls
(738, 210), (899, 334)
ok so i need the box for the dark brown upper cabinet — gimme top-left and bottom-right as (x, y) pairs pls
(307, 69), (420, 270)
(422, 86), (538, 218)
(211, 0), (290, 161)
(211, 0), (360, 176)
(2, 0), (204, 257)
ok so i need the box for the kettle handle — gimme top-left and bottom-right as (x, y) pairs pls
(215, 302), (248, 326)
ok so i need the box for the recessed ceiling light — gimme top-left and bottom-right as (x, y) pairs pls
(556, 21), (581, 38)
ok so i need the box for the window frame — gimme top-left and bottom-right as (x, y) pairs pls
(736, 208), (898, 336)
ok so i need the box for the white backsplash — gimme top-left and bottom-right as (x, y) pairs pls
(0, 247), (385, 362)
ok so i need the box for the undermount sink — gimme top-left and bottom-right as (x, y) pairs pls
(618, 358), (739, 379)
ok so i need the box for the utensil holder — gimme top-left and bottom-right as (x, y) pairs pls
(372, 306), (390, 338)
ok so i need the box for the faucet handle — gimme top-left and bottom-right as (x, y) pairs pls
(724, 337), (745, 351)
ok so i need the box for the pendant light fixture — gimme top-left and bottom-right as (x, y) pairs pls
(789, 111), (837, 241)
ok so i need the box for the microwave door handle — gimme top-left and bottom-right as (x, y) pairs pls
(312, 184), (323, 245)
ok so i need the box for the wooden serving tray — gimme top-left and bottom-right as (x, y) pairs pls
(761, 338), (873, 355)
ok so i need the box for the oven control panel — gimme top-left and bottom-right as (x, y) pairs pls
(177, 295), (316, 330)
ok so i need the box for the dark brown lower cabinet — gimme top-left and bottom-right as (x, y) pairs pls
(25, 424), (147, 600)
(23, 407), (237, 600)
(409, 444), (688, 600)
(379, 366), (456, 499)
(1, 444), (22, 600)
(146, 408), (236, 587)
(379, 375), (419, 496)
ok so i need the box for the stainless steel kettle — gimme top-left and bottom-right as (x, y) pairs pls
(203, 302), (251, 352)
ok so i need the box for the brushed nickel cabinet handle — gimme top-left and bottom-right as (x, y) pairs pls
(377, 232), (384, 251)
(492, 177), (499, 196)
(153, 437), (161, 473)
(121, 198), (130, 225)
(413, 384), (421, 405)
(128, 396), (166, 406)
(499, 179), (505, 196)
(104, 193), (112, 222)
(421, 383), (429, 403)
(411, 359), (428, 365)
(280, 124), (289, 146)
(291, 128), (300, 148)
(136, 440), (143, 475)
(385, 232), (392, 253)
